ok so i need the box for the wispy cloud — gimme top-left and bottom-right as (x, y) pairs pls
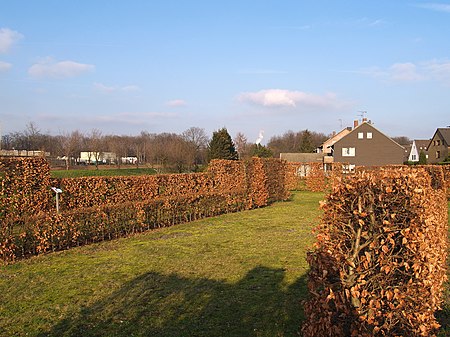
(90, 111), (177, 125)
(415, 3), (450, 13)
(238, 89), (349, 110)
(121, 85), (140, 92)
(389, 63), (423, 81)
(28, 58), (94, 79)
(0, 28), (23, 53)
(424, 59), (450, 83)
(0, 60), (12, 72)
(356, 17), (386, 27)
(357, 59), (450, 84)
(237, 69), (288, 75)
(93, 82), (141, 93)
(93, 82), (115, 93)
(166, 99), (187, 107)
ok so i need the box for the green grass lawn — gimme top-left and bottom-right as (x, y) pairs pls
(51, 167), (157, 178)
(0, 191), (321, 337)
(0, 192), (449, 337)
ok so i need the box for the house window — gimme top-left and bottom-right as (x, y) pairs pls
(436, 151), (441, 159)
(342, 147), (355, 157)
(367, 132), (372, 139)
(437, 140), (441, 146)
(411, 154), (416, 161)
(358, 132), (364, 139)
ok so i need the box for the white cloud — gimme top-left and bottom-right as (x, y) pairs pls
(94, 82), (141, 93)
(238, 89), (346, 109)
(424, 59), (450, 83)
(28, 58), (94, 79)
(359, 59), (450, 85)
(0, 60), (12, 72)
(166, 99), (187, 107)
(93, 82), (116, 93)
(121, 85), (140, 92)
(0, 28), (23, 53)
(416, 3), (450, 13)
(389, 63), (423, 81)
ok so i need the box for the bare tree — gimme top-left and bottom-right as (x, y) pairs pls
(391, 136), (411, 146)
(140, 131), (155, 166)
(104, 135), (128, 168)
(167, 135), (196, 172)
(87, 129), (103, 170)
(59, 130), (83, 170)
(233, 132), (250, 159)
(182, 127), (209, 167)
(268, 129), (327, 157)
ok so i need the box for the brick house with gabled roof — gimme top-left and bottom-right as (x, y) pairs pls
(332, 121), (406, 168)
(427, 127), (450, 163)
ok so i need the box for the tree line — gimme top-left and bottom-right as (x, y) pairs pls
(1, 122), (331, 172)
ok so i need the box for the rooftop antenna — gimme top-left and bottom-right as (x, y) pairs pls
(357, 110), (367, 121)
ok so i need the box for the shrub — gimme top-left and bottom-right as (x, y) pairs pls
(303, 166), (448, 336)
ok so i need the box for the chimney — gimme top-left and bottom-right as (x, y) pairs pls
(353, 120), (359, 129)
(362, 117), (367, 123)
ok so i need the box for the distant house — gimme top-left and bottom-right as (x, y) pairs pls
(407, 139), (429, 162)
(79, 151), (117, 164)
(0, 149), (50, 157)
(318, 127), (352, 156)
(332, 120), (406, 169)
(427, 127), (450, 164)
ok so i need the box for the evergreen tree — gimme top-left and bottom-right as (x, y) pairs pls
(299, 129), (315, 153)
(418, 151), (427, 165)
(207, 127), (238, 162)
(250, 144), (273, 158)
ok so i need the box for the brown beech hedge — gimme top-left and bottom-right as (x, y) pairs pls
(285, 162), (348, 192)
(0, 157), (289, 263)
(302, 166), (448, 336)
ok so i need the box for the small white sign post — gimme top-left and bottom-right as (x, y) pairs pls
(51, 187), (63, 214)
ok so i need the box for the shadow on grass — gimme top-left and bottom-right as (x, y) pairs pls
(436, 277), (450, 336)
(40, 266), (307, 337)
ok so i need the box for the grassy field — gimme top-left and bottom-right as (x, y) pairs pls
(0, 191), (321, 337)
(0, 192), (449, 337)
(51, 167), (157, 178)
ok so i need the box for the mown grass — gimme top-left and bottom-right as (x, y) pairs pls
(1, 192), (449, 337)
(51, 167), (157, 178)
(0, 191), (322, 337)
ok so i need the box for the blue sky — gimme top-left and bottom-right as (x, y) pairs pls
(0, 1), (449, 143)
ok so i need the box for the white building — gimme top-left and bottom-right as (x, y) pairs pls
(407, 140), (429, 162)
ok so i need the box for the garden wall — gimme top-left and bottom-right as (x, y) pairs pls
(302, 166), (448, 336)
(0, 157), (289, 262)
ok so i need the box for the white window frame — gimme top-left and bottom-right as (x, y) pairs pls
(342, 147), (355, 157)
(358, 132), (364, 139)
(367, 132), (372, 139)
